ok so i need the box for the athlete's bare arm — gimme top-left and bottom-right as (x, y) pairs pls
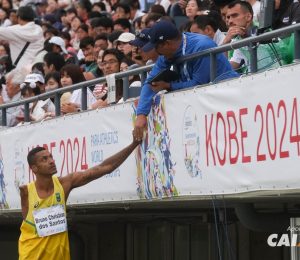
(60, 136), (140, 200)
(19, 185), (29, 219)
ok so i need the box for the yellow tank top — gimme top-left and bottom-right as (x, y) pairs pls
(18, 176), (70, 260)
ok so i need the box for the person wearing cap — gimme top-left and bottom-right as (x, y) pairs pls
(130, 28), (159, 66)
(19, 73), (56, 122)
(133, 20), (238, 141)
(48, 36), (79, 65)
(117, 32), (136, 56)
(49, 36), (69, 56)
(0, 6), (44, 70)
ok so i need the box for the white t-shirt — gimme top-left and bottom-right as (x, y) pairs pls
(213, 29), (226, 46)
(70, 88), (97, 109)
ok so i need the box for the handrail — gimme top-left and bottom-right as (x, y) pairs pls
(1, 23), (300, 126)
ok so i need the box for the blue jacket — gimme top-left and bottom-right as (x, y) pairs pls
(136, 33), (238, 115)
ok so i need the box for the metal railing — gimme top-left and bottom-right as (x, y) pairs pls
(1, 23), (300, 126)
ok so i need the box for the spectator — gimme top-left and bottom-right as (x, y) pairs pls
(19, 73), (55, 122)
(120, 57), (141, 87)
(44, 71), (61, 92)
(76, 23), (89, 42)
(79, 36), (99, 79)
(94, 33), (109, 56)
(0, 43), (13, 77)
(133, 15), (143, 31)
(149, 4), (166, 16)
(92, 2), (107, 12)
(129, 28), (159, 65)
(0, 8), (11, 27)
(60, 64), (96, 114)
(107, 30), (123, 48)
(113, 3), (131, 20)
(0, 6), (44, 70)
(74, 0), (92, 23)
(89, 16), (113, 37)
(31, 62), (45, 77)
(116, 32), (135, 56)
(43, 52), (66, 75)
(222, 0), (253, 47)
(113, 18), (132, 32)
(214, 0), (235, 24)
(144, 12), (162, 28)
(8, 9), (18, 25)
(0, 68), (27, 126)
(185, 0), (210, 21)
(48, 36), (78, 65)
(140, 14), (148, 29)
(246, 0), (261, 24)
(92, 48), (124, 108)
(224, 0), (291, 72)
(133, 20), (238, 140)
(120, 0), (145, 21)
(190, 12), (226, 46)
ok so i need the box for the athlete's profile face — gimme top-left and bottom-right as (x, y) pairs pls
(32, 150), (57, 175)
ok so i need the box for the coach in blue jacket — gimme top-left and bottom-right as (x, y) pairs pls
(133, 20), (238, 141)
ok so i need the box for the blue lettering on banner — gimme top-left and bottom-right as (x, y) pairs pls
(90, 131), (121, 178)
(90, 131), (119, 147)
(91, 150), (104, 164)
(104, 168), (120, 178)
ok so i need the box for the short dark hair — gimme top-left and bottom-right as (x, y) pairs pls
(92, 2), (106, 12)
(193, 14), (219, 32)
(17, 6), (36, 22)
(149, 4), (166, 16)
(80, 36), (95, 49)
(95, 33), (108, 42)
(227, 0), (253, 17)
(60, 64), (86, 84)
(90, 17), (113, 29)
(114, 18), (131, 31)
(77, 0), (92, 12)
(102, 48), (124, 63)
(44, 52), (66, 72)
(114, 3), (131, 14)
(27, 147), (46, 166)
(45, 71), (60, 85)
(78, 23), (89, 33)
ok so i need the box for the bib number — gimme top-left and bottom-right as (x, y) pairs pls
(33, 204), (67, 237)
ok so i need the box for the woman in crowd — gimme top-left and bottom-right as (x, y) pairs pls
(60, 64), (96, 114)
(185, 0), (210, 20)
(45, 71), (61, 92)
(19, 73), (55, 122)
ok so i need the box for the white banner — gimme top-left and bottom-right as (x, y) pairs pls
(0, 64), (300, 210)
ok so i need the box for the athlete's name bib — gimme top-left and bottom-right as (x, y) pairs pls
(33, 204), (67, 237)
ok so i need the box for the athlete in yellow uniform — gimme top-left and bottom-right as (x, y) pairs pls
(19, 134), (140, 259)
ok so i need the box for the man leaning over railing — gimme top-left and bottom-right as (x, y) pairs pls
(133, 20), (238, 141)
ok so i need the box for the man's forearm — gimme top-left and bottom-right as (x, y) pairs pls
(84, 141), (139, 182)
(100, 141), (139, 173)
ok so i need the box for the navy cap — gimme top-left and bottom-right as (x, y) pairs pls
(142, 20), (179, 52)
(130, 28), (151, 48)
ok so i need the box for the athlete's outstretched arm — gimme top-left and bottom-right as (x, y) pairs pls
(60, 133), (140, 199)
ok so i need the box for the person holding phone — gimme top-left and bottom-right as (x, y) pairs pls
(133, 20), (238, 142)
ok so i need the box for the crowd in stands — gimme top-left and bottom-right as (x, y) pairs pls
(0, 0), (299, 127)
